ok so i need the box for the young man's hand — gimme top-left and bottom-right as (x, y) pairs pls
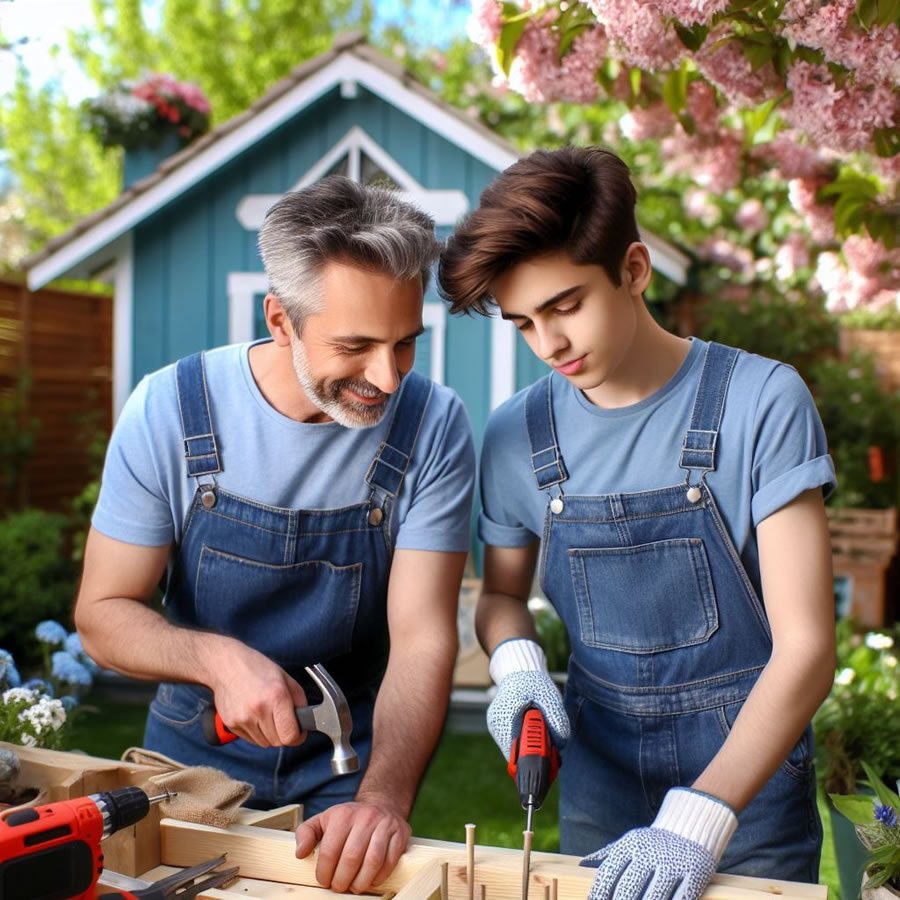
(206, 641), (308, 748)
(294, 797), (411, 893)
(581, 788), (737, 900)
(485, 639), (570, 759)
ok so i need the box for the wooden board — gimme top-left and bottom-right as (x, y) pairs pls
(160, 819), (827, 900)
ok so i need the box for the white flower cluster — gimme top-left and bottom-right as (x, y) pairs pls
(17, 695), (66, 739)
(2, 688), (39, 706)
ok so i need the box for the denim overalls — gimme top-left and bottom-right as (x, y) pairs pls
(527, 342), (821, 880)
(143, 352), (432, 815)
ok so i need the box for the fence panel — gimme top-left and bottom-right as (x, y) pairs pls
(0, 280), (112, 513)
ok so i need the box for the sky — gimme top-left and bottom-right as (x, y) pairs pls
(0, 0), (470, 101)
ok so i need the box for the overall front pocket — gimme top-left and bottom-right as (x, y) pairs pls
(194, 546), (363, 667)
(568, 538), (718, 652)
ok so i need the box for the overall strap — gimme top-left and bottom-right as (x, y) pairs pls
(524, 374), (569, 491)
(365, 370), (434, 498)
(175, 352), (222, 478)
(679, 342), (739, 475)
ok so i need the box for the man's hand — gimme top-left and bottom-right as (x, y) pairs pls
(207, 643), (308, 748)
(581, 789), (737, 900)
(486, 639), (570, 760)
(294, 798), (411, 893)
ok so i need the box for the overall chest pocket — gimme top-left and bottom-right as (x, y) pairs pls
(195, 546), (363, 667)
(567, 538), (718, 653)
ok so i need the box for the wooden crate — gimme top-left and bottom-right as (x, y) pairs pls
(827, 507), (899, 627)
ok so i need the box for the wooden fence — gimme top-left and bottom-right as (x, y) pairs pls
(0, 280), (112, 512)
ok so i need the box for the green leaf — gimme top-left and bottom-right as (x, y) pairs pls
(558, 24), (588, 59)
(496, 16), (530, 77)
(856, 0), (880, 29)
(629, 67), (642, 99)
(741, 39), (776, 71)
(662, 62), (689, 116)
(829, 793), (877, 825)
(674, 22), (709, 52)
(861, 760), (900, 807)
(874, 127), (900, 158)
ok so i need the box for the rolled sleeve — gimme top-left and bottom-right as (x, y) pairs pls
(751, 453), (837, 526)
(478, 510), (537, 547)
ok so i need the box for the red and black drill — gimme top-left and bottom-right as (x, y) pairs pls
(0, 785), (169, 899)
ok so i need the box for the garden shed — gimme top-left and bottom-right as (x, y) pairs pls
(23, 32), (689, 446)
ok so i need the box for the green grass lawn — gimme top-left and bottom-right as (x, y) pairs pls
(68, 694), (840, 898)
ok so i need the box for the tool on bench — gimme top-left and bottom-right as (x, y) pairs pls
(0, 785), (174, 900)
(101, 853), (238, 900)
(201, 662), (360, 775)
(507, 705), (561, 900)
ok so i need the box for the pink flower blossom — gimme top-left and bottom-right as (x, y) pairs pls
(753, 133), (835, 180)
(619, 101), (676, 140)
(683, 187), (721, 226)
(782, 0), (900, 87)
(773, 232), (810, 281)
(843, 232), (900, 285)
(735, 198), (769, 233)
(654, 0), (730, 26)
(697, 236), (755, 276)
(695, 26), (783, 105)
(686, 80), (719, 135)
(467, 0), (504, 48)
(814, 249), (896, 312)
(175, 81), (211, 115)
(788, 177), (836, 243)
(508, 17), (608, 103)
(662, 127), (743, 192)
(783, 62), (899, 154)
(585, 0), (685, 70)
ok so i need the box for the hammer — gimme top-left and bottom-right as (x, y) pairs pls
(201, 663), (360, 775)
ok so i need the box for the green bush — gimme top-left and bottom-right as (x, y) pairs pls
(0, 510), (79, 663)
(695, 294), (900, 509)
(810, 352), (900, 509)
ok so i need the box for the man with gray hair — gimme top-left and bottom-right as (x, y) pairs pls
(75, 176), (475, 892)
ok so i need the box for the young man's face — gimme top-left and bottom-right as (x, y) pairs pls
(291, 261), (424, 427)
(491, 248), (646, 393)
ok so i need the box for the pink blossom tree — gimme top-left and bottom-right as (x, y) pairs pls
(466, 0), (899, 313)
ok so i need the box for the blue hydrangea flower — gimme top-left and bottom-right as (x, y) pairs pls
(59, 695), (80, 712)
(51, 651), (93, 687)
(64, 632), (100, 673)
(875, 803), (898, 828)
(0, 649), (21, 688)
(24, 677), (54, 697)
(35, 621), (68, 646)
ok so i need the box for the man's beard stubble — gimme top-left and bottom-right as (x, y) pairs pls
(290, 338), (389, 428)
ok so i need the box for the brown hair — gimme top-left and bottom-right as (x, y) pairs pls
(438, 146), (640, 315)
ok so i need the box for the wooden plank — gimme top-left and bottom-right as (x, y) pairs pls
(233, 804), (301, 831)
(134, 864), (328, 899)
(393, 860), (442, 900)
(160, 820), (826, 900)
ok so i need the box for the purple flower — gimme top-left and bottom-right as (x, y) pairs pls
(59, 695), (79, 712)
(875, 803), (898, 828)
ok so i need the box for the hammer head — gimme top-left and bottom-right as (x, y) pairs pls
(300, 664), (360, 776)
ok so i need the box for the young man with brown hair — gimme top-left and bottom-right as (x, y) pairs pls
(439, 146), (836, 900)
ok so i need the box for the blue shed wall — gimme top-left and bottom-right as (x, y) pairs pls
(130, 86), (544, 457)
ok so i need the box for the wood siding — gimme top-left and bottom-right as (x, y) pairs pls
(0, 280), (112, 512)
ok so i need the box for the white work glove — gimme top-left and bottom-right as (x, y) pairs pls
(485, 639), (570, 760)
(582, 788), (738, 900)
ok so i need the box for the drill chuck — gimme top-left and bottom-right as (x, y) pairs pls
(90, 786), (152, 838)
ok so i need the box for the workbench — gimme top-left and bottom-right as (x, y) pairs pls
(2, 744), (828, 900)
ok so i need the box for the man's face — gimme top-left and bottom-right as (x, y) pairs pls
(290, 261), (425, 428)
(491, 250), (639, 393)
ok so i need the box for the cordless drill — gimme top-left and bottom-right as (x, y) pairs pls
(508, 704), (561, 831)
(0, 785), (170, 900)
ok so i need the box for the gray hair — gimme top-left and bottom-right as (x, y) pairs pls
(257, 175), (441, 329)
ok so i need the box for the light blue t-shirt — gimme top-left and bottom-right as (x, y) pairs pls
(479, 338), (836, 600)
(93, 340), (476, 553)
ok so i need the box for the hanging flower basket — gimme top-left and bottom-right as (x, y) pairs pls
(85, 73), (211, 151)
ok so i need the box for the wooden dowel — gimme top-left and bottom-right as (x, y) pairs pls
(479, 884), (486, 900)
(551, 878), (558, 900)
(441, 861), (449, 900)
(466, 823), (476, 900)
(522, 830), (534, 900)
